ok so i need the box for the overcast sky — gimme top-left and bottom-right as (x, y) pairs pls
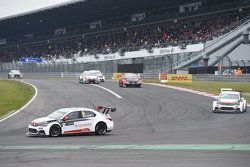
(0, 0), (78, 19)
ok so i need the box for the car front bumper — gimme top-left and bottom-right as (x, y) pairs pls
(125, 82), (142, 87)
(214, 104), (241, 112)
(27, 125), (50, 136)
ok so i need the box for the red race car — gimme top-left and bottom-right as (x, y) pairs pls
(119, 73), (142, 88)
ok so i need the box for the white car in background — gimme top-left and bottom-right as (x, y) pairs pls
(79, 71), (100, 84)
(8, 70), (23, 79)
(27, 106), (116, 137)
(213, 88), (247, 113)
(89, 70), (105, 82)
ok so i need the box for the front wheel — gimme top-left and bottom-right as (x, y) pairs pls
(49, 125), (61, 137)
(95, 122), (107, 135)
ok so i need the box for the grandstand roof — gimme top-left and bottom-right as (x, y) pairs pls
(0, 0), (197, 38)
(0, 0), (85, 21)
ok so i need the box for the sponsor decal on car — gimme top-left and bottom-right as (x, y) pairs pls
(64, 128), (91, 134)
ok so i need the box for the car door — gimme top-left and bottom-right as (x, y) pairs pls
(61, 110), (95, 134)
(78, 110), (97, 132)
(61, 111), (81, 134)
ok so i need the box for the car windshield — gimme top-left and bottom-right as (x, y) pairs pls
(89, 70), (102, 75)
(83, 71), (97, 76)
(95, 72), (102, 75)
(87, 72), (98, 76)
(47, 109), (69, 119)
(11, 70), (20, 73)
(125, 73), (139, 79)
(219, 93), (239, 100)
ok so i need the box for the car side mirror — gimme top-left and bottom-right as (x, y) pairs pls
(63, 116), (70, 121)
(241, 97), (245, 101)
(213, 96), (218, 100)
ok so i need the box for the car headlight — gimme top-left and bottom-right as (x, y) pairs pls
(40, 121), (48, 127)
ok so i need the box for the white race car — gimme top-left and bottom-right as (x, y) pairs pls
(8, 70), (23, 79)
(79, 71), (100, 84)
(27, 106), (116, 137)
(213, 88), (247, 113)
(88, 70), (105, 82)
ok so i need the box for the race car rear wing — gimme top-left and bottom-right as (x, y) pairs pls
(221, 88), (232, 92)
(220, 88), (243, 93)
(96, 106), (116, 114)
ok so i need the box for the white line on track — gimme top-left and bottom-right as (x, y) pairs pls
(0, 80), (38, 123)
(91, 84), (122, 99)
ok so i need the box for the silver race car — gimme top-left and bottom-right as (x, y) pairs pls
(79, 71), (100, 84)
(8, 70), (23, 79)
(88, 70), (105, 82)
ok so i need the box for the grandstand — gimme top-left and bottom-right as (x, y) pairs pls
(0, 0), (250, 74)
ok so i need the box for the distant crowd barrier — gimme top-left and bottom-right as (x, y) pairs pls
(0, 72), (249, 82)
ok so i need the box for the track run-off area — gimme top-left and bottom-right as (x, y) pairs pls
(0, 79), (250, 167)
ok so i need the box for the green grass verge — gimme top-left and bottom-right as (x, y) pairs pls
(0, 80), (35, 118)
(145, 80), (250, 102)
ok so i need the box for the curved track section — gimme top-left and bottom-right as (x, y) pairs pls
(0, 79), (250, 167)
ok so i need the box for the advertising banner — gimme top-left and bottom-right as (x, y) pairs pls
(159, 73), (167, 82)
(132, 13), (145, 22)
(112, 73), (122, 80)
(167, 74), (192, 82)
(19, 57), (43, 63)
(55, 27), (66, 35)
(0, 39), (6, 45)
(90, 21), (102, 29)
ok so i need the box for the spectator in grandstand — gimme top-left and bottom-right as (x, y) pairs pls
(0, 11), (248, 62)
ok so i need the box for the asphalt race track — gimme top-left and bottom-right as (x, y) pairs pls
(0, 79), (250, 167)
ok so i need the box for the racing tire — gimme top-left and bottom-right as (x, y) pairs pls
(49, 125), (61, 137)
(243, 105), (247, 112)
(95, 122), (107, 135)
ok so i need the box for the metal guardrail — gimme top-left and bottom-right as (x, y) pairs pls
(192, 74), (250, 82)
(1, 72), (250, 82)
